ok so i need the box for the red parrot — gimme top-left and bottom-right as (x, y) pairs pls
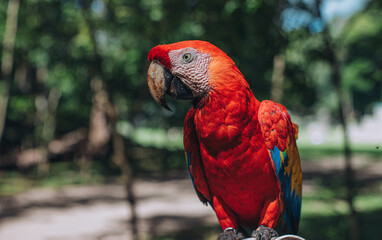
(147, 40), (302, 240)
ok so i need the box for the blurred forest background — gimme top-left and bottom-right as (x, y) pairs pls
(0, 0), (381, 239)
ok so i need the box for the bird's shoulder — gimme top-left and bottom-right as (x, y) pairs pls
(258, 100), (298, 151)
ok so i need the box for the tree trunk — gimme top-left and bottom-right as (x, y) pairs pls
(109, 103), (138, 240)
(316, 1), (359, 238)
(0, 0), (20, 145)
(271, 54), (285, 103)
(80, 2), (138, 239)
(35, 83), (61, 175)
(298, 0), (360, 238)
(328, 53), (359, 240)
(79, 1), (111, 177)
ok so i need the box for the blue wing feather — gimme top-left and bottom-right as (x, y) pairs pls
(269, 146), (302, 234)
(258, 100), (302, 234)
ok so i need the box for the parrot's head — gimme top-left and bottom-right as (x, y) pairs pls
(147, 40), (243, 110)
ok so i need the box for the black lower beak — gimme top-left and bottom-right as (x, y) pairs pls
(147, 61), (194, 111)
(163, 68), (193, 100)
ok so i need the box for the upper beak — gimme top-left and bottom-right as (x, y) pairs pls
(147, 61), (193, 111)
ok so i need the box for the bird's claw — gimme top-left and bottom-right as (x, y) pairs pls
(217, 227), (245, 240)
(251, 226), (279, 240)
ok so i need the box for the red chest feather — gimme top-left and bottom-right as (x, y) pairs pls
(192, 90), (282, 226)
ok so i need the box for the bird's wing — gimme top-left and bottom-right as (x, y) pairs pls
(184, 108), (211, 205)
(258, 100), (302, 234)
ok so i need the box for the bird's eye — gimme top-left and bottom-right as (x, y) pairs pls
(182, 53), (193, 63)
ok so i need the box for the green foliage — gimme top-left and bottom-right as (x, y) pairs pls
(341, 5), (382, 115)
(2, 0), (379, 151)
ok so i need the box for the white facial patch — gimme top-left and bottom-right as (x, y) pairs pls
(168, 47), (211, 98)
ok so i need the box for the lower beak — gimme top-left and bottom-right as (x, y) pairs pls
(147, 61), (193, 111)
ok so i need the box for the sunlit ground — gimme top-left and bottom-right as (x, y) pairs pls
(0, 146), (381, 240)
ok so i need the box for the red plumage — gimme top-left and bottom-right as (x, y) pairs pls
(185, 77), (283, 231)
(147, 45), (172, 69)
(148, 41), (302, 236)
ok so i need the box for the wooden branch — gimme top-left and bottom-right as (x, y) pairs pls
(243, 235), (305, 240)
(0, 0), (20, 144)
(0, 128), (87, 168)
(274, 235), (305, 240)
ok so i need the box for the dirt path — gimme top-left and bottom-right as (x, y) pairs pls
(0, 178), (217, 240)
(0, 154), (380, 240)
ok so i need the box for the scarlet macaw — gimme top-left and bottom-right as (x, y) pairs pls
(147, 41), (302, 240)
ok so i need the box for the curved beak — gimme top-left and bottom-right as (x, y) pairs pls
(147, 61), (193, 111)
